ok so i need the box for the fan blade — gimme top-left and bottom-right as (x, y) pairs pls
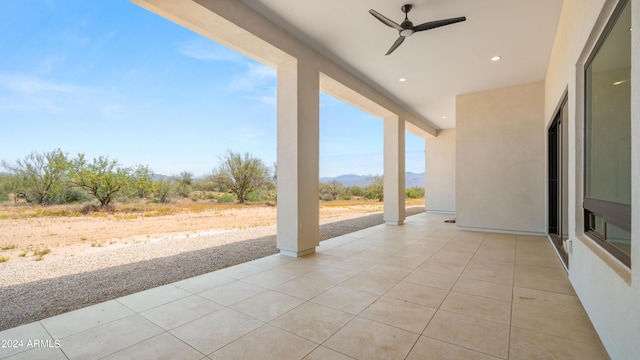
(385, 36), (405, 55)
(414, 16), (466, 32)
(369, 9), (402, 31)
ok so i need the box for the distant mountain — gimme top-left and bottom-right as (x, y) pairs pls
(320, 174), (370, 187)
(320, 172), (424, 188)
(405, 172), (425, 188)
(148, 172), (425, 188)
(151, 174), (173, 182)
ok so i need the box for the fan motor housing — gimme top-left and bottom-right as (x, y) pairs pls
(401, 4), (413, 13)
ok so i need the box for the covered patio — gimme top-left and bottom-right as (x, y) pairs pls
(0, 213), (607, 359)
(1, 0), (637, 357)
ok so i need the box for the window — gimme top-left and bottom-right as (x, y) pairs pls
(584, 0), (631, 267)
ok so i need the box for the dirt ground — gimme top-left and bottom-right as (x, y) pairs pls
(0, 199), (423, 263)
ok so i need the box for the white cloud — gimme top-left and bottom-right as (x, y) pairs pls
(229, 62), (276, 92)
(246, 86), (277, 106)
(34, 56), (62, 75)
(0, 73), (105, 114)
(177, 37), (242, 62)
(0, 97), (69, 113)
(0, 73), (95, 95)
(177, 37), (277, 105)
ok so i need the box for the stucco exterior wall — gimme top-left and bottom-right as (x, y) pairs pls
(456, 81), (545, 234)
(425, 129), (456, 213)
(544, 0), (640, 358)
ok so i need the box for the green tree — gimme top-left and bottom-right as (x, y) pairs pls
(0, 173), (11, 202)
(192, 176), (216, 192)
(128, 164), (155, 198)
(215, 150), (271, 204)
(176, 171), (193, 185)
(319, 180), (344, 201)
(366, 174), (384, 202)
(153, 177), (175, 203)
(405, 186), (425, 199)
(68, 154), (131, 208)
(0, 149), (69, 205)
(173, 170), (193, 198)
(346, 185), (364, 197)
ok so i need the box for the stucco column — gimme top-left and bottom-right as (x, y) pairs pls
(383, 115), (406, 225)
(276, 59), (320, 257)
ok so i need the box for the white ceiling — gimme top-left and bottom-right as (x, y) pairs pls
(238, 0), (564, 129)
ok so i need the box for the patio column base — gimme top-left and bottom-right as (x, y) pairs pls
(279, 248), (316, 258)
(385, 220), (404, 226)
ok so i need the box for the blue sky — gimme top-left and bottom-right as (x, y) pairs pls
(0, 0), (425, 178)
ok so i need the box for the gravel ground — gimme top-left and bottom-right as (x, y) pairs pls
(0, 207), (424, 331)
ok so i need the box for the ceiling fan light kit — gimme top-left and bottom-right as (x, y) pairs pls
(369, 4), (466, 55)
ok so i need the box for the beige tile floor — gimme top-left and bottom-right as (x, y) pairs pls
(0, 213), (610, 359)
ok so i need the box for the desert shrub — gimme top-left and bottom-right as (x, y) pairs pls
(363, 192), (379, 200)
(339, 194), (352, 200)
(319, 193), (333, 201)
(54, 187), (92, 204)
(245, 191), (262, 202)
(80, 204), (115, 215)
(175, 171), (193, 185)
(215, 193), (236, 203)
(154, 178), (175, 203)
(192, 178), (217, 192)
(365, 175), (384, 202)
(33, 248), (51, 260)
(319, 180), (344, 201)
(176, 183), (192, 198)
(126, 164), (155, 199)
(147, 198), (175, 204)
(0, 174), (9, 202)
(346, 186), (364, 197)
(1, 150), (70, 205)
(405, 187), (425, 199)
(203, 192), (217, 200)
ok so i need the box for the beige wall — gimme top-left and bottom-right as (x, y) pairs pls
(544, 0), (640, 358)
(456, 81), (545, 234)
(425, 129), (456, 213)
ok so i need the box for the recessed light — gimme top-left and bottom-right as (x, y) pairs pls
(491, 56), (502, 62)
(399, 77), (407, 82)
(441, 116), (447, 119)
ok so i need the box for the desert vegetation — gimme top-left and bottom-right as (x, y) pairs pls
(1, 148), (423, 208)
(0, 149), (424, 263)
(0, 149), (276, 208)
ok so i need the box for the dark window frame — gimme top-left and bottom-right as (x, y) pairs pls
(548, 95), (569, 266)
(583, 0), (631, 268)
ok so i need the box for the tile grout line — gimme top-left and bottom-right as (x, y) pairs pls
(40, 321), (72, 360)
(405, 227), (484, 359)
(507, 235), (522, 359)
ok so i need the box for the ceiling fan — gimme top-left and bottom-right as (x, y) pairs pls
(369, 4), (466, 55)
